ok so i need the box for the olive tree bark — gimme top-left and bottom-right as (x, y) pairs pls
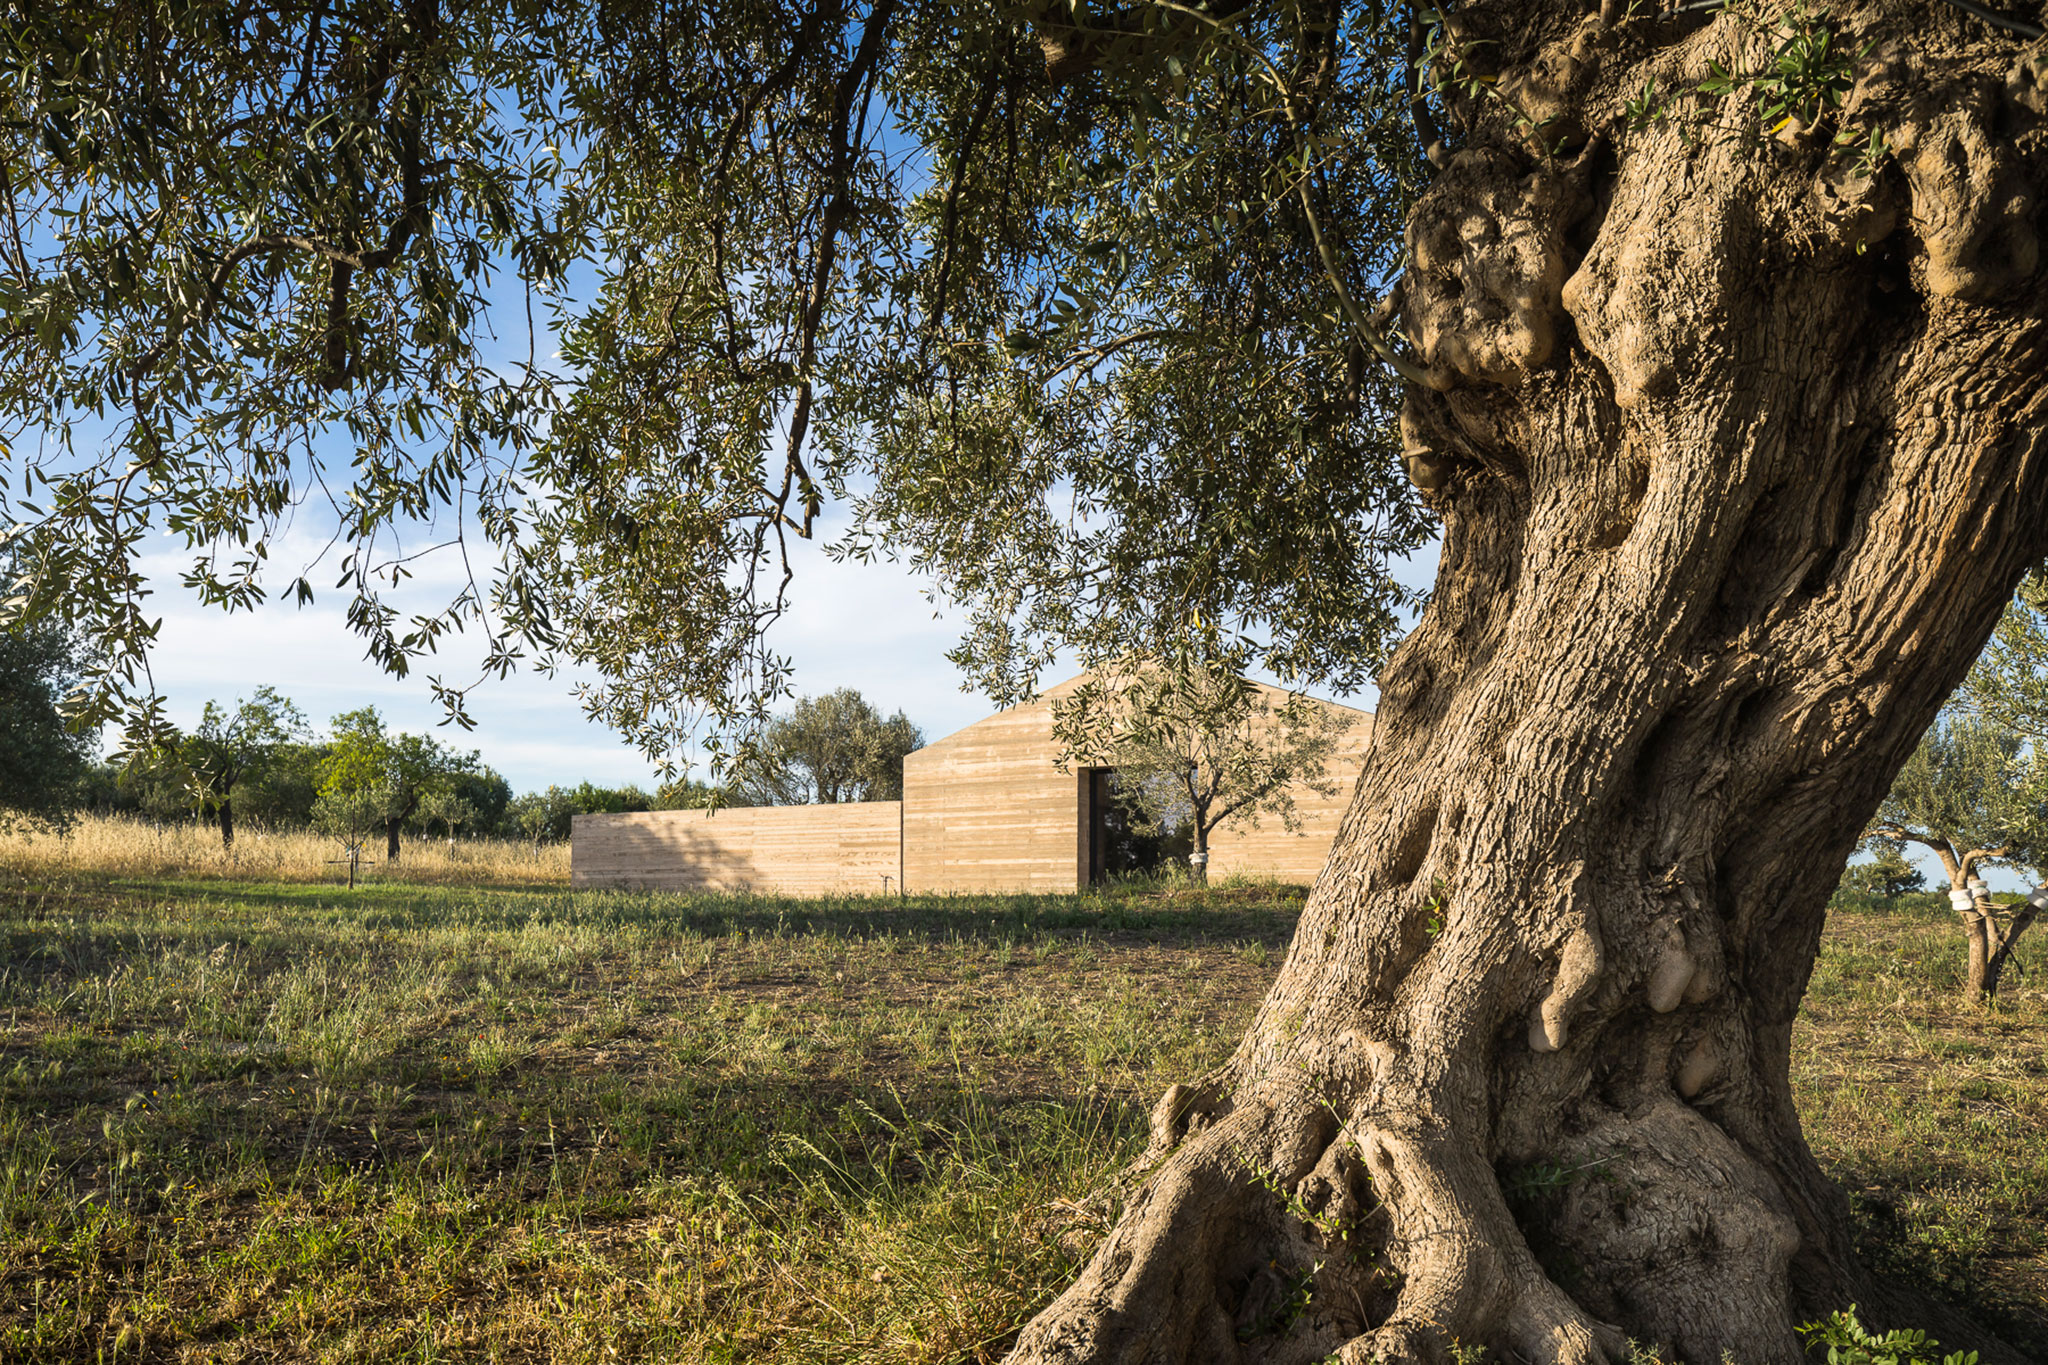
(1009, 4), (2048, 1363)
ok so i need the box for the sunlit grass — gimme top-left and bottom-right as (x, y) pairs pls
(0, 872), (1297, 1362)
(0, 865), (2038, 1361)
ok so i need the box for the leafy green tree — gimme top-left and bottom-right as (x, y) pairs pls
(4, 2), (2045, 1357)
(1961, 572), (2048, 745)
(176, 687), (308, 850)
(311, 783), (385, 854)
(505, 782), (655, 842)
(1943, 580), (2048, 1002)
(237, 739), (330, 829)
(416, 789), (477, 841)
(508, 787), (579, 846)
(85, 750), (192, 825)
(567, 781), (653, 816)
(0, 616), (93, 829)
(1869, 716), (2046, 1005)
(734, 691), (923, 806)
(1061, 666), (1354, 885)
(320, 709), (475, 862)
(654, 777), (722, 810)
(449, 768), (514, 837)
(1837, 845), (1926, 905)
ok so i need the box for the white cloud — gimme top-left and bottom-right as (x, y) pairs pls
(115, 519), (1010, 793)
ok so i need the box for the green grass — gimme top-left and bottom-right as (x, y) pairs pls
(0, 873), (1299, 1363)
(1802, 895), (2048, 1350)
(0, 872), (2040, 1362)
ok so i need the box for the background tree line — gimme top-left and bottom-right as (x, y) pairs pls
(0, 638), (936, 851)
(5, 634), (1365, 878)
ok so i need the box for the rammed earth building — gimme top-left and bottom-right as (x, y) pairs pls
(571, 676), (1373, 895)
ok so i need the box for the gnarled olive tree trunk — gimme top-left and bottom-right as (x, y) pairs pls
(1010, 5), (2048, 1363)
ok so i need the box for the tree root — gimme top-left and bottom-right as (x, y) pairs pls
(1339, 1121), (1625, 1365)
(1528, 1099), (1804, 1365)
(1009, 1087), (1636, 1365)
(1008, 1098), (1347, 1365)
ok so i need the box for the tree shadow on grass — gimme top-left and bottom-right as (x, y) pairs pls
(3, 875), (1307, 951)
(419, 886), (1310, 950)
(2, 1030), (1149, 1236)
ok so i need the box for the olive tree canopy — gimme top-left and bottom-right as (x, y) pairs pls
(0, 607), (93, 828)
(0, 0), (1427, 776)
(1868, 712), (2048, 1003)
(734, 688), (923, 804)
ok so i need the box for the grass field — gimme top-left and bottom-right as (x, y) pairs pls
(0, 852), (2041, 1363)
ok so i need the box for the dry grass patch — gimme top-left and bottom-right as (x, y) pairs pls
(0, 813), (567, 887)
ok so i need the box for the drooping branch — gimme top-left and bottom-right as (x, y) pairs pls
(924, 73), (1003, 344)
(777, 0), (900, 538)
(125, 1), (440, 390)
(1404, 2), (1447, 167)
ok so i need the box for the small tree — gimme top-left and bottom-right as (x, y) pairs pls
(418, 789), (477, 843)
(177, 687), (307, 850)
(312, 784), (384, 884)
(320, 708), (474, 863)
(1869, 714), (2044, 1005)
(734, 690), (923, 805)
(1065, 667), (1355, 886)
(1837, 845), (1926, 905)
(1947, 581), (2048, 999)
(509, 786), (579, 846)
(0, 614), (93, 830)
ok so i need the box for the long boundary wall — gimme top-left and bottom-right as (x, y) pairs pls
(570, 803), (902, 894)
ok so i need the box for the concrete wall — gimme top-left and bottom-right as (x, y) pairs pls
(900, 677), (1090, 894)
(571, 802), (902, 895)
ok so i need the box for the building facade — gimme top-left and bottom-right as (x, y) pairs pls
(571, 676), (1373, 895)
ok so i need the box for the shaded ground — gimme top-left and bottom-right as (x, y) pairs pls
(0, 874), (2039, 1362)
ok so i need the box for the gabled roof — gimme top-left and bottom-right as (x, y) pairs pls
(908, 671), (1371, 759)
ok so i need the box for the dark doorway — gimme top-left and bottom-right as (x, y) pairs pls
(1085, 768), (1186, 883)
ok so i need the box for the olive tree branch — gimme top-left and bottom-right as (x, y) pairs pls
(778, 0), (900, 540)
(1141, 0), (1443, 388)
